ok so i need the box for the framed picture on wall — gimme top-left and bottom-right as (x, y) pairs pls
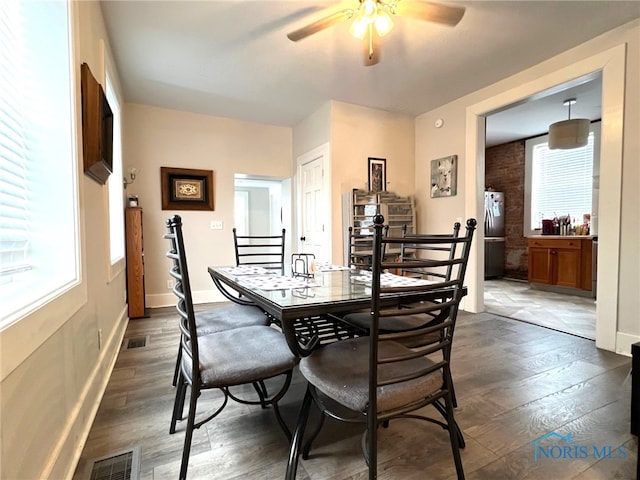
(430, 155), (457, 198)
(161, 166), (214, 210)
(368, 157), (386, 193)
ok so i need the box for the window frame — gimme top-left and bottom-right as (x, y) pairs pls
(0, 0), (87, 381)
(105, 67), (125, 281)
(523, 121), (601, 237)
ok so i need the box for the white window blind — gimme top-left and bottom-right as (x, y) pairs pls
(530, 133), (594, 228)
(0, 0), (79, 326)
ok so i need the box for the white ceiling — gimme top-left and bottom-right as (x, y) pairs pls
(99, 1), (639, 146)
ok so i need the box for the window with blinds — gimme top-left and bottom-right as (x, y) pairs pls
(106, 72), (125, 267)
(0, 0), (79, 326)
(525, 123), (599, 235)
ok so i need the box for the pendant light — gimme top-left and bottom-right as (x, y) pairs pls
(548, 98), (590, 150)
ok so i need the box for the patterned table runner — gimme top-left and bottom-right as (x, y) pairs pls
(238, 275), (317, 291)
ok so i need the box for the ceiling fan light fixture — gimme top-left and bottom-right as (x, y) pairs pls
(361, 0), (378, 19)
(350, 17), (368, 38)
(374, 10), (394, 36)
(548, 98), (590, 150)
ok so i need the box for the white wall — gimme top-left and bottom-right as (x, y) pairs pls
(415, 19), (640, 354)
(123, 104), (292, 308)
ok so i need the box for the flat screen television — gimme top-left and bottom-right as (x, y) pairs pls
(81, 62), (113, 184)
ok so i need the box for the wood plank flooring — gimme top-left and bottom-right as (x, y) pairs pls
(72, 306), (637, 480)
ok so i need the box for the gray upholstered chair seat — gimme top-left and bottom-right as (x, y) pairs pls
(342, 310), (435, 332)
(300, 337), (442, 413)
(184, 326), (298, 387)
(195, 304), (268, 335)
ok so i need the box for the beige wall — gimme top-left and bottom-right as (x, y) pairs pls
(329, 101), (415, 263)
(291, 100), (415, 264)
(415, 20), (640, 351)
(0, 2), (129, 479)
(292, 101), (332, 159)
(124, 104), (292, 308)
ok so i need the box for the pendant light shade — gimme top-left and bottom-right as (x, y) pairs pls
(548, 98), (590, 150)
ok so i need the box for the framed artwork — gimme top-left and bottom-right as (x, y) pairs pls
(368, 157), (386, 193)
(161, 167), (214, 211)
(430, 155), (457, 198)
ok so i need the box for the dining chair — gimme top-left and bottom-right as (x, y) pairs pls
(233, 227), (286, 274)
(166, 230), (272, 387)
(341, 221), (468, 406)
(286, 215), (476, 480)
(340, 220), (467, 337)
(347, 225), (389, 270)
(165, 215), (298, 480)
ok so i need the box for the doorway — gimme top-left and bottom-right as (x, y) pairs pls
(482, 78), (600, 339)
(233, 175), (292, 259)
(464, 44), (625, 352)
(295, 143), (331, 262)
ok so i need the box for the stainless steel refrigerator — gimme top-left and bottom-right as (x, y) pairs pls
(484, 191), (505, 278)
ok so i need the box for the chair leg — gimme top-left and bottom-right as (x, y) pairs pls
(272, 400), (292, 442)
(170, 373), (187, 434)
(172, 343), (182, 387)
(443, 390), (465, 479)
(179, 384), (199, 480)
(367, 408), (377, 479)
(285, 386), (314, 480)
(302, 412), (325, 459)
(432, 399), (465, 449)
(443, 353), (458, 408)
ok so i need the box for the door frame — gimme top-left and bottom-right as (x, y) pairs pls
(464, 44), (625, 353)
(295, 142), (331, 261)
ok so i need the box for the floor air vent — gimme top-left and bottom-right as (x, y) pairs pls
(89, 447), (140, 480)
(125, 336), (148, 349)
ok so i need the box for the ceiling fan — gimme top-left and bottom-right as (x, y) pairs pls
(286, 0), (466, 66)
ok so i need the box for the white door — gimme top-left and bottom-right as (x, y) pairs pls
(297, 143), (330, 261)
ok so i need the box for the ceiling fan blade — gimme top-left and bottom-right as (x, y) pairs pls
(393, 0), (465, 26)
(363, 30), (380, 66)
(287, 9), (354, 42)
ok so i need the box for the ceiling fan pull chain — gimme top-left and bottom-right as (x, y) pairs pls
(368, 25), (374, 59)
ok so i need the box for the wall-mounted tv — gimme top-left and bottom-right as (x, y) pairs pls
(81, 62), (113, 184)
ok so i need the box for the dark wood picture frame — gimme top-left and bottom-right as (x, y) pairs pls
(161, 167), (214, 211)
(368, 157), (386, 193)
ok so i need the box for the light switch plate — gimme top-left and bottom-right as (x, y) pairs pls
(210, 220), (223, 230)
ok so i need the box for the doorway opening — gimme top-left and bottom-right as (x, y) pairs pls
(482, 76), (600, 340)
(233, 174), (292, 259)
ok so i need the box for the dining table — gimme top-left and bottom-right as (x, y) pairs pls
(207, 263), (466, 357)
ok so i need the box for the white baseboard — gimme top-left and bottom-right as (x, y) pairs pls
(42, 306), (129, 480)
(615, 331), (640, 357)
(146, 289), (227, 309)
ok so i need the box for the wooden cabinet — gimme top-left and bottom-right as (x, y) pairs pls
(527, 237), (592, 290)
(125, 207), (146, 318)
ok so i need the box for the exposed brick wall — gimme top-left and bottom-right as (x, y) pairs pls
(485, 140), (528, 280)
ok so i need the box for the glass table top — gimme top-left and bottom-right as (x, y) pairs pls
(210, 267), (373, 310)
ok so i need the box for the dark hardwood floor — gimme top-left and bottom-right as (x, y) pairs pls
(73, 306), (637, 480)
